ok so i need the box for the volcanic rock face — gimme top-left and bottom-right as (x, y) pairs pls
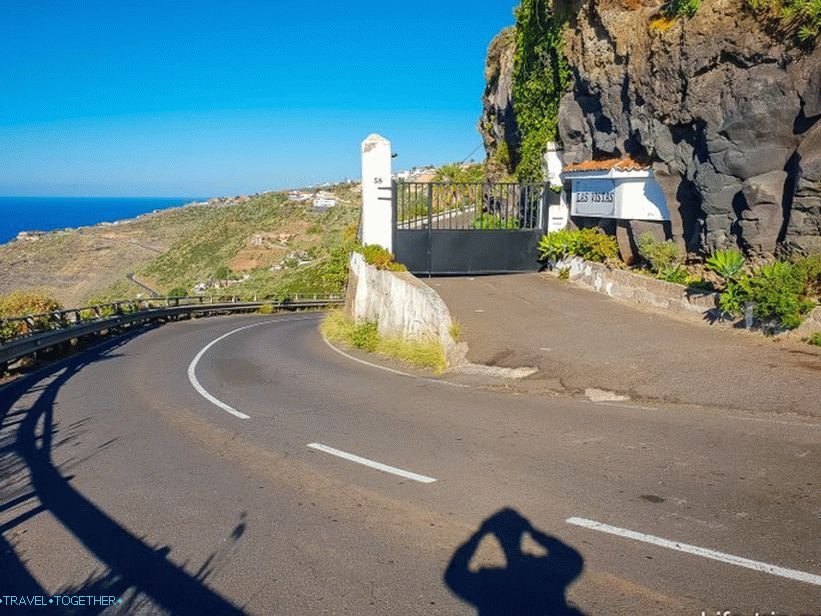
(481, 0), (820, 255)
(480, 27), (519, 179)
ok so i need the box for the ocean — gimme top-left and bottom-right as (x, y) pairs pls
(0, 196), (204, 245)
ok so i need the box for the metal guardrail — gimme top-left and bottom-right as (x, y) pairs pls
(0, 294), (344, 368)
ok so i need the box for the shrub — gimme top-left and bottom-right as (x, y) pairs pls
(637, 233), (680, 274)
(745, 0), (820, 46)
(538, 229), (579, 262)
(746, 261), (815, 329)
(538, 228), (618, 263)
(575, 228), (619, 262)
(719, 279), (751, 316)
(359, 244), (407, 272)
(168, 286), (189, 298)
(0, 291), (63, 341)
(665, 0), (701, 17)
(472, 214), (520, 230)
(657, 266), (689, 285)
(792, 253), (821, 299)
(806, 331), (821, 346)
(705, 249), (746, 282)
(558, 267), (570, 280)
(214, 265), (232, 280)
(351, 321), (379, 352)
(719, 260), (816, 329)
(257, 303), (275, 314)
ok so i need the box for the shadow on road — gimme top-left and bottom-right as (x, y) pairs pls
(0, 331), (249, 615)
(444, 508), (586, 616)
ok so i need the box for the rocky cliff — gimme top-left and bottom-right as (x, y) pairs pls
(481, 0), (821, 256)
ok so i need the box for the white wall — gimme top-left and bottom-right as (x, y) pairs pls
(360, 134), (393, 252)
(544, 142), (564, 187)
(616, 178), (670, 221)
(346, 252), (464, 366)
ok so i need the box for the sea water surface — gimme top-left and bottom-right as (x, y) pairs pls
(0, 197), (204, 245)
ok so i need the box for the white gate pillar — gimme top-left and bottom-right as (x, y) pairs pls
(361, 134), (393, 252)
(545, 142), (569, 232)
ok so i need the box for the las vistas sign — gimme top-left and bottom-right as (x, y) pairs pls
(571, 179), (616, 217)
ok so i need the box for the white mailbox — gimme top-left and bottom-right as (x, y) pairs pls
(562, 160), (670, 222)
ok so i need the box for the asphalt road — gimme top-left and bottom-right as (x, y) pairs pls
(0, 313), (819, 615)
(430, 274), (821, 416)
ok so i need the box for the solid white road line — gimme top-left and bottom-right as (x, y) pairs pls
(306, 443), (437, 484)
(566, 516), (821, 587)
(187, 315), (318, 419)
(321, 333), (469, 388)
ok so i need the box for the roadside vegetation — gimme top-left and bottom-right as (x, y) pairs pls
(538, 227), (820, 333)
(0, 290), (63, 340)
(358, 244), (407, 272)
(321, 310), (446, 373)
(537, 228), (619, 263)
(709, 251), (820, 330)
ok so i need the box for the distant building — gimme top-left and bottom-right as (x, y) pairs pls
(312, 196), (337, 211)
(15, 231), (46, 241)
(287, 191), (313, 203)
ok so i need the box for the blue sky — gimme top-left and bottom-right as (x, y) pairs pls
(0, 1), (518, 197)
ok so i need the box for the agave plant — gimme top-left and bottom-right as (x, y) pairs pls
(705, 249), (746, 282)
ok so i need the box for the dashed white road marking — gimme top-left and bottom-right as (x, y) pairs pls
(187, 316), (317, 419)
(566, 516), (821, 587)
(306, 443), (437, 484)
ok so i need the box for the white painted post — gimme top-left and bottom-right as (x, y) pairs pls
(361, 134), (393, 252)
(545, 142), (569, 232)
(544, 142), (564, 187)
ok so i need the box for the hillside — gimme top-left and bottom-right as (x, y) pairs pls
(0, 186), (360, 306)
(481, 0), (820, 257)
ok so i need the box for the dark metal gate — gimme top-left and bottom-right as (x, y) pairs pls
(392, 181), (550, 276)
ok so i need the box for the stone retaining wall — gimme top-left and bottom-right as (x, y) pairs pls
(555, 257), (720, 320)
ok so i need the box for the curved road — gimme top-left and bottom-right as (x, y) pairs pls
(0, 314), (818, 614)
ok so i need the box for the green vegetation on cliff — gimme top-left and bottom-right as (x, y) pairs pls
(664, 0), (819, 44)
(512, 0), (571, 181)
(745, 0), (821, 44)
